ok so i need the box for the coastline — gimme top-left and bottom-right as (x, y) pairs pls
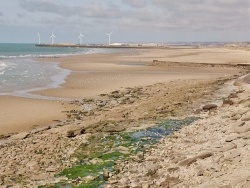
(0, 47), (248, 135)
(1, 47), (250, 187)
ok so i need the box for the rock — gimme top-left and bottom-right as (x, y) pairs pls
(202, 104), (218, 111)
(89, 158), (103, 165)
(119, 177), (130, 185)
(231, 121), (245, 127)
(235, 125), (250, 133)
(214, 143), (237, 152)
(145, 164), (161, 176)
(117, 146), (129, 152)
(103, 123), (125, 133)
(82, 175), (95, 182)
(10, 132), (30, 140)
(66, 130), (76, 138)
(167, 167), (180, 173)
(225, 135), (238, 142)
(66, 127), (85, 138)
(137, 151), (144, 160)
(228, 93), (238, 98)
(179, 152), (213, 166)
(223, 149), (241, 161)
(218, 185), (232, 188)
(231, 108), (249, 117)
(26, 161), (38, 168)
(103, 170), (110, 181)
(241, 111), (250, 121)
(31, 173), (50, 181)
(45, 167), (57, 172)
(160, 176), (180, 187)
(197, 168), (205, 176)
(240, 132), (250, 139)
(231, 122), (250, 133)
(223, 99), (234, 105)
(231, 114), (242, 120)
(242, 100), (250, 107)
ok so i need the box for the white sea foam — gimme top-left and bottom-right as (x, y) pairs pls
(0, 61), (7, 75)
(0, 61), (7, 69)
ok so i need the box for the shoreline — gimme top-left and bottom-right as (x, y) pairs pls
(0, 47), (249, 135)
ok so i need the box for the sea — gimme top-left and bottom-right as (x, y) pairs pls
(0, 43), (110, 98)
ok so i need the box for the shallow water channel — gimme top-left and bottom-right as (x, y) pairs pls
(41, 117), (198, 188)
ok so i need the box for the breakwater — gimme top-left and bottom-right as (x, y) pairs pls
(35, 44), (168, 49)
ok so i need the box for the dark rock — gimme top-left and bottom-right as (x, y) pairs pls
(167, 167), (180, 173)
(223, 99), (234, 105)
(228, 93), (238, 98)
(11, 132), (30, 140)
(202, 104), (218, 111)
(66, 128), (85, 138)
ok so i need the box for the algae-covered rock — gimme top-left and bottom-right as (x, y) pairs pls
(86, 120), (125, 133)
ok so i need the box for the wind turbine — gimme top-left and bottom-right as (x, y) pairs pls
(78, 32), (84, 45)
(50, 30), (55, 45)
(106, 32), (113, 46)
(37, 32), (41, 44)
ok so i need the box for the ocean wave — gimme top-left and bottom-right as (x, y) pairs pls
(0, 53), (79, 59)
(0, 61), (7, 71)
(0, 48), (108, 59)
(0, 54), (63, 58)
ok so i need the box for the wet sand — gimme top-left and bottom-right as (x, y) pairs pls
(0, 96), (77, 135)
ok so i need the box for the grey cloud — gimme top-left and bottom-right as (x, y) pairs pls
(17, 0), (250, 34)
(148, 0), (250, 31)
(80, 2), (122, 19)
(17, 13), (26, 18)
(0, 12), (3, 16)
(19, 0), (75, 16)
(19, 0), (124, 20)
(122, 0), (151, 8)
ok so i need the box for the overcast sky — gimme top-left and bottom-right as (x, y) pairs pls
(0, 0), (250, 43)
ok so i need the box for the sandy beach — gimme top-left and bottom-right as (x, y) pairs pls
(1, 47), (250, 187)
(1, 48), (245, 135)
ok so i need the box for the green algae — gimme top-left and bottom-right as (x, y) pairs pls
(42, 117), (197, 188)
(60, 161), (114, 179)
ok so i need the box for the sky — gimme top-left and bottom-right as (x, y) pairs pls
(0, 0), (250, 44)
